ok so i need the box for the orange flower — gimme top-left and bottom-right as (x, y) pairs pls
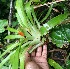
(18, 31), (24, 36)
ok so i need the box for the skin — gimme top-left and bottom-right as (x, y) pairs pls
(25, 44), (49, 69)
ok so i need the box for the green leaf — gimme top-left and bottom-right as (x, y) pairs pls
(40, 26), (47, 35)
(0, 51), (15, 68)
(20, 46), (29, 69)
(7, 27), (18, 33)
(25, 1), (33, 24)
(0, 42), (19, 59)
(5, 35), (24, 39)
(44, 13), (68, 29)
(0, 20), (8, 33)
(15, 0), (28, 27)
(22, 28), (31, 38)
(48, 58), (63, 69)
(50, 23), (70, 48)
(21, 41), (30, 49)
(20, 54), (25, 69)
(10, 48), (19, 69)
(40, 13), (69, 35)
(31, 0), (40, 2)
(16, 13), (24, 27)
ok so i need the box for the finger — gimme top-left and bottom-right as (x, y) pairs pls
(42, 44), (47, 58)
(36, 46), (42, 57)
(31, 50), (35, 57)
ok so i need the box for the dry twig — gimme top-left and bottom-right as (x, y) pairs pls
(34, 0), (65, 9)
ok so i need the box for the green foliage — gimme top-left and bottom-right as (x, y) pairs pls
(7, 27), (18, 33)
(0, 0), (69, 69)
(0, 42), (19, 59)
(31, 0), (40, 2)
(5, 35), (24, 39)
(65, 53), (70, 69)
(10, 48), (19, 69)
(25, 1), (33, 24)
(66, 60), (70, 69)
(0, 20), (8, 33)
(50, 23), (70, 48)
(19, 46), (29, 69)
(48, 58), (63, 69)
(0, 51), (16, 68)
(15, 0), (28, 28)
(40, 13), (68, 35)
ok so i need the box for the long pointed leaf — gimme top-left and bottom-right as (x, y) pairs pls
(20, 46), (30, 69)
(7, 27), (18, 33)
(25, 1), (33, 24)
(0, 42), (19, 59)
(0, 51), (15, 68)
(15, 0), (28, 27)
(44, 13), (68, 30)
(5, 35), (24, 39)
(10, 48), (19, 69)
(40, 13), (69, 35)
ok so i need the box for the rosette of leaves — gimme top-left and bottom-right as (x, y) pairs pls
(0, 0), (69, 69)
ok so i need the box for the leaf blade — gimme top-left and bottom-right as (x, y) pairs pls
(10, 48), (19, 69)
(40, 13), (69, 35)
(0, 42), (19, 59)
(48, 58), (63, 69)
(5, 35), (24, 39)
(15, 0), (28, 27)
